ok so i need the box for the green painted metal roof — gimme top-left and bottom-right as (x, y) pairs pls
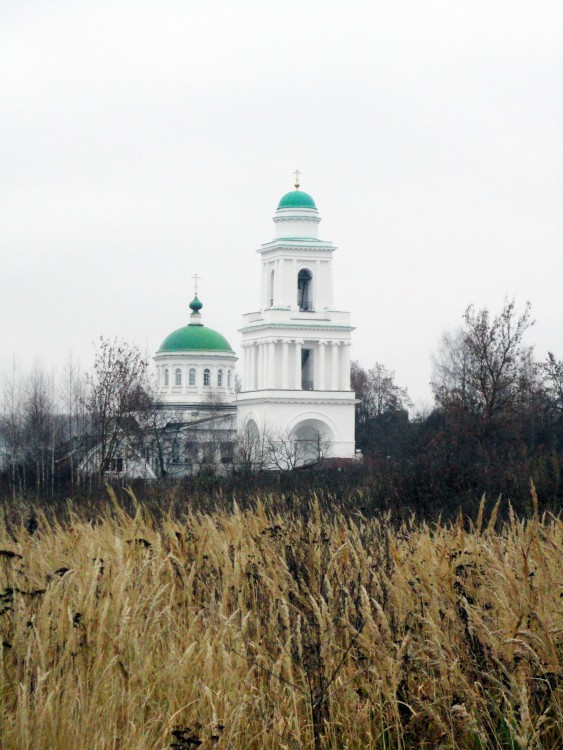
(158, 325), (233, 353)
(277, 190), (317, 210)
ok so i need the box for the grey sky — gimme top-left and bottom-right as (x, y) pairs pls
(1, 0), (561, 408)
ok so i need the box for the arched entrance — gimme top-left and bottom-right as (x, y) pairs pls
(290, 418), (333, 466)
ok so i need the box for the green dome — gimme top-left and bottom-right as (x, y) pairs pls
(277, 190), (317, 210)
(158, 325), (233, 353)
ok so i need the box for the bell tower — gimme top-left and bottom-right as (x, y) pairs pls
(237, 177), (356, 460)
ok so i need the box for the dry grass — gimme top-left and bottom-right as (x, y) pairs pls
(0, 490), (560, 749)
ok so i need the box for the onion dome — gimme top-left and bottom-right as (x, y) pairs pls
(189, 295), (203, 313)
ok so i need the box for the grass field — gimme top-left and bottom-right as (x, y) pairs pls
(0, 488), (560, 749)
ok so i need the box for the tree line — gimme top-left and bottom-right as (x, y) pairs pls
(0, 299), (561, 514)
(352, 299), (562, 513)
(0, 341), (152, 495)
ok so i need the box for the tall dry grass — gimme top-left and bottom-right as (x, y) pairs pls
(0, 490), (560, 749)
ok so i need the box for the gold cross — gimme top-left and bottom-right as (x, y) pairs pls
(191, 273), (201, 296)
(293, 169), (301, 189)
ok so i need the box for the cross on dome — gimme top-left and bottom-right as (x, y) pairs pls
(293, 169), (301, 189)
(189, 273), (203, 321)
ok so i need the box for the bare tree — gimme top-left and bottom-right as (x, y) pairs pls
(85, 338), (151, 479)
(352, 361), (411, 418)
(432, 299), (535, 424)
(136, 402), (169, 478)
(266, 427), (331, 471)
(132, 372), (184, 479)
(430, 331), (473, 411)
(60, 352), (89, 486)
(351, 361), (411, 456)
(540, 352), (563, 416)
(22, 364), (58, 493)
(0, 360), (25, 495)
(234, 418), (269, 474)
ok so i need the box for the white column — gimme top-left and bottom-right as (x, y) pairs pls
(274, 260), (280, 306)
(268, 340), (276, 388)
(257, 342), (263, 390)
(323, 258), (333, 308)
(261, 266), (268, 310)
(318, 341), (326, 390)
(282, 341), (289, 388)
(240, 346), (246, 390)
(340, 342), (350, 390)
(261, 342), (268, 389)
(278, 259), (287, 306)
(319, 260), (330, 309)
(294, 340), (302, 390)
(244, 345), (249, 389)
(250, 345), (255, 391)
(331, 342), (339, 390)
(249, 344), (256, 390)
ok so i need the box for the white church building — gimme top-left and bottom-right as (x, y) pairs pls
(146, 178), (356, 474)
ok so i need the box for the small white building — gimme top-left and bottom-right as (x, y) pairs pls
(152, 296), (238, 475)
(237, 180), (356, 461)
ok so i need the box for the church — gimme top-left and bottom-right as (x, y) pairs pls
(107, 177), (357, 476)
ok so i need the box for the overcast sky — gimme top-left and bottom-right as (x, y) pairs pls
(1, 0), (561, 408)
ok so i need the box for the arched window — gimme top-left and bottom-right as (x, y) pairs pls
(203, 368), (211, 386)
(164, 369), (169, 386)
(188, 368), (196, 386)
(217, 369), (223, 386)
(298, 269), (313, 311)
(227, 369), (231, 387)
(269, 269), (275, 307)
(175, 368), (182, 386)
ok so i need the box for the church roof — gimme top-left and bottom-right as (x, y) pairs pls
(158, 325), (233, 353)
(158, 296), (233, 353)
(277, 189), (317, 210)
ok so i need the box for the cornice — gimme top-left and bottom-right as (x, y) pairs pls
(258, 241), (335, 253)
(273, 214), (319, 222)
(239, 322), (354, 333)
(237, 394), (358, 406)
(155, 402), (237, 412)
(154, 352), (238, 362)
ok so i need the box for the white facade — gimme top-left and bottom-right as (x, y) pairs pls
(154, 352), (237, 406)
(237, 188), (356, 460)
